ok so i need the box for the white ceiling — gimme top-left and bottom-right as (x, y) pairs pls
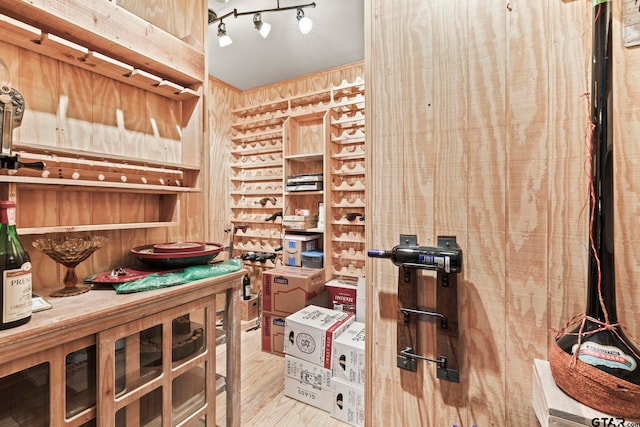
(207, 0), (364, 91)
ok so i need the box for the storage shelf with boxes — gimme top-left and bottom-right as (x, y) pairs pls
(284, 233), (322, 267)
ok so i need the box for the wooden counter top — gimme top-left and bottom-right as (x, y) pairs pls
(0, 269), (245, 363)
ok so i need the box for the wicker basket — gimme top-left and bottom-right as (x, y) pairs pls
(549, 342), (640, 418)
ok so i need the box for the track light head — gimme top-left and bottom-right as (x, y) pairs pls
(217, 22), (233, 47)
(253, 13), (272, 39)
(296, 8), (313, 34)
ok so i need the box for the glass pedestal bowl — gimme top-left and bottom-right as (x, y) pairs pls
(32, 235), (109, 297)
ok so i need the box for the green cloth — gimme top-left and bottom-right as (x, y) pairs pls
(113, 259), (242, 294)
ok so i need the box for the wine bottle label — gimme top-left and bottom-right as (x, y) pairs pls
(572, 342), (638, 372)
(2, 263), (32, 323)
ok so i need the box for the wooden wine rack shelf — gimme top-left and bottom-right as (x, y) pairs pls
(229, 73), (366, 280)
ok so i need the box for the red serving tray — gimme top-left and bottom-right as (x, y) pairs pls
(92, 267), (181, 284)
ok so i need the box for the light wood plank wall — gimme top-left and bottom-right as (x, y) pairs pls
(207, 76), (241, 247)
(0, 0), (208, 294)
(366, 0), (639, 426)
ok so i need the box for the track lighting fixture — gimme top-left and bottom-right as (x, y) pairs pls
(296, 8), (313, 34)
(253, 13), (272, 39)
(217, 22), (233, 47)
(208, 1), (316, 47)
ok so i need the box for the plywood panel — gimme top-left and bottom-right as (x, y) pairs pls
(465, 1), (508, 425)
(547, 0), (591, 351)
(58, 61), (93, 151)
(208, 77), (239, 245)
(362, 0), (640, 425)
(235, 62), (364, 111)
(91, 73), (122, 155)
(15, 45), (58, 147)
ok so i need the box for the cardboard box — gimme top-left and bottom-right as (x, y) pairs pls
(284, 305), (355, 369)
(284, 234), (321, 266)
(330, 377), (364, 426)
(332, 321), (365, 385)
(240, 293), (259, 321)
(355, 276), (365, 323)
(262, 267), (325, 316)
(261, 312), (286, 356)
(325, 278), (358, 314)
(284, 355), (332, 412)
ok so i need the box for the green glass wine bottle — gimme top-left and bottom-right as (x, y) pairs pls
(0, 200), (32, 329)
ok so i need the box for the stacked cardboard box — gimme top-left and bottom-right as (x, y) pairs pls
(330, 321), (365, 426)
(324, 278), (358, 315)
(283, 305), (355, 411)
(261, 267), (325, 356)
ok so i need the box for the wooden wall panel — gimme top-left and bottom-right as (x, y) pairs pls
(366, 0), (639, 425)
(118, 0), (206, 49)
(547, 0), (591, 353)
(91, 74), (122, 155)
(505, 2), (549, 425)
(466, 1), (507, 425)
(233, 62), (364, 110)
(366, 0), (427, 425)
(15, 47), (58, 146)
(207, 77), (240, 246)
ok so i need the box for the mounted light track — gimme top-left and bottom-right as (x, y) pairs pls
(208, 1), (316, 46)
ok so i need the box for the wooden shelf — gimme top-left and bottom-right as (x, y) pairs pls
(0, 1), (204, 95)
(230, 75), (365, 270)
(18, 221), (177, 236)
(7, 143), (201, 192)
(284, 153), (324, 162)
(0, 175), (198, 193)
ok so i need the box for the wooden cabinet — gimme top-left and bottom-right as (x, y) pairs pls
(0, 270), (244, 426)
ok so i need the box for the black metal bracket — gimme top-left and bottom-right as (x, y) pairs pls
(400, 307), (448, 329)
(395, 234), (461, 383)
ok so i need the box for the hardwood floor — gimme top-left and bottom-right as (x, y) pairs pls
(215, 320), (351, 427)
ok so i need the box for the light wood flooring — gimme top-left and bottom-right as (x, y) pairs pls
(215, 320), (351, 427)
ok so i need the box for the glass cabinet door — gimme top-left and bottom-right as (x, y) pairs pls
(66, 345), (96, 419)
(99, 300), (215, 426)
(0, 362), (50, 425)
(0, 335), (98, 426)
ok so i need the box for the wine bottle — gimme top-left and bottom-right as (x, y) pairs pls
(367, 245), (462, 273)
(242, 274), (251, 300)
(0, 200), (32, 330)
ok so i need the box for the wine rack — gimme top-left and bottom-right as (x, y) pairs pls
(229, 75), (366, 281)
(325, 88), (366, 279)
(229, 109), (287, 270)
